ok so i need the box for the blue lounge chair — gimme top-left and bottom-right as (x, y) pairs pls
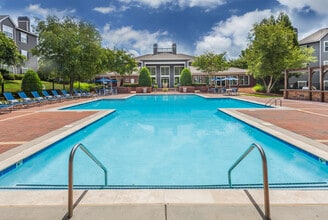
(73, 89), (93, 98)
(17, 91), (40, 106)
(2, 92), (26, 108)
(31, 91), (53, 103)
(42, 90), (61, 102)
(61, 89), (74, 99)
(0, 101), (13, 114)
(51, 90), (66, 99)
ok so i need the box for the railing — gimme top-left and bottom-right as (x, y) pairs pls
(265, 98), (282, 107)
(68, 143), (108, 218)
(228, 143), (271, 220)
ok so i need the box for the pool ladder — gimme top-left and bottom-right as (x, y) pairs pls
(228, 143), (271, 220)
(68, 143), (108, 218)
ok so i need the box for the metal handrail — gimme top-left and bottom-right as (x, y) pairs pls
(265, 98), (282, 107)
(228, 143), (271, 220)
(68, 143), (108, 218)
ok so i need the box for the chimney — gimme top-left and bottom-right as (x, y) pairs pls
(18, 16), (30, 32)
(153, 43), (158, 55)
(172, 43), (177, 54)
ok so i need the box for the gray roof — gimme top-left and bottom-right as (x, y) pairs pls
(0, 15), (8, 21)
(136, 53), (194, 61)
(190, 66), (247, 76)
(299, 28), (328, 45)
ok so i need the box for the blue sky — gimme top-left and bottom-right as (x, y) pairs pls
(1, 0), (328, 58)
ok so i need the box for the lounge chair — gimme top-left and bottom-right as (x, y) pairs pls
(73, 89), (93, 98)
(17, 91), (40, 106)
(31, 91), (54, 103)
(61, 89), (75, 99)
(0, 101), (13, 114)
(42, 90), (61, 102)
(2, 92), (27, 108)
(51, 90), (70, 100)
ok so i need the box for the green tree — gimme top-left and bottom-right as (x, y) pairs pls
(21, 69), (43, 93)
(103, 48), (137, 84)
(138, 67), (151, 87)
(179, 68), (192, 86)
(0, 32), (25, 67)
(244, 13), (316, 93)
(192, 52), (229, 85)
(32, 16), (104, 92)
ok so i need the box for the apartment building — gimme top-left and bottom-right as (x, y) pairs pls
(0, 15), (38, 74)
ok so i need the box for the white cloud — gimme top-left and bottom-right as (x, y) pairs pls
(101, 24), (172, 56)
(26, 4), (76, 18)
(118, 0), (225, 9)
(277, 0), (328, 15)
(93, 6), (116, 14)
(195, 10), (272, 58)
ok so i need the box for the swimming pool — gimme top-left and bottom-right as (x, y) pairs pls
(0, 95), (327, 189)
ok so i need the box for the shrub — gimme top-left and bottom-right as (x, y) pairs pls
(21, 69), (43, 93)
(138, 67), (152, 87)
(180, 68), (192, 86)
(253, 83), (265, 92)
(14, 74), (24, 80)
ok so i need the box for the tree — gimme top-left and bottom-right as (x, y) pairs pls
(180, 68), (192, 86)
(138, 67), (151, 87)
(21, 69), (43, 93)
(192, 52), (229, 85)
(0, 32), (25, 67)
(244, 13), (316, 93)
(103, 48), (137, 85)
(32, 16), (104, 92)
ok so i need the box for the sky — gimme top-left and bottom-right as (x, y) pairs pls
(0, 0), (328, 59)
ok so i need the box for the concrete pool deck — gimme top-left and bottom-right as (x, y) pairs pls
(0, 93), (328, 219)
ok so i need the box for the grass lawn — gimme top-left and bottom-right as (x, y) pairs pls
(242, 93), (283, 98)
(3, 80), (71, 93)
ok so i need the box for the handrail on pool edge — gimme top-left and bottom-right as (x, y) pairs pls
(68, 143), (108, 218)
(228, 143), (271, 220)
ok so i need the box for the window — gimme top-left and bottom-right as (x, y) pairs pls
(324, 41), (328, 52)
(147, 66), (156, 76)
(3, 25), (13, 38)
(160, 66), (170, 76)
(324, 80), (328, 90)
(20, 32), (27, 43)
(238, 75), (250, 86)
(323, 60), (328, 66)
(21, 50), (28, 58)
(174, 66), (184, 75)
(297, 81), (307, 89)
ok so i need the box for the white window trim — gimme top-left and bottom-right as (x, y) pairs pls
(174, 66), (184, 76)
(21, 50), (28, 58)
(3, 25), (13, 39)
(323, 60), (328, 65)
(20, 32), (27, 43)
(324, 41), (328, 52)
(160, 66), (170, 76)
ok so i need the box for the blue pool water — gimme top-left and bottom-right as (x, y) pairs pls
(0, 95), (327, 189)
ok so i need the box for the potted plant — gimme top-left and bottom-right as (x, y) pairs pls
(138, 67), (152, 93)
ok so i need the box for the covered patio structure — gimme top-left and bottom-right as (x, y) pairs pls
(283, 65), (328, 102)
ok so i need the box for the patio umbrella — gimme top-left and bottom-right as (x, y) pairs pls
(224, 76), (239, 88)
(96, 77), (111, 84)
